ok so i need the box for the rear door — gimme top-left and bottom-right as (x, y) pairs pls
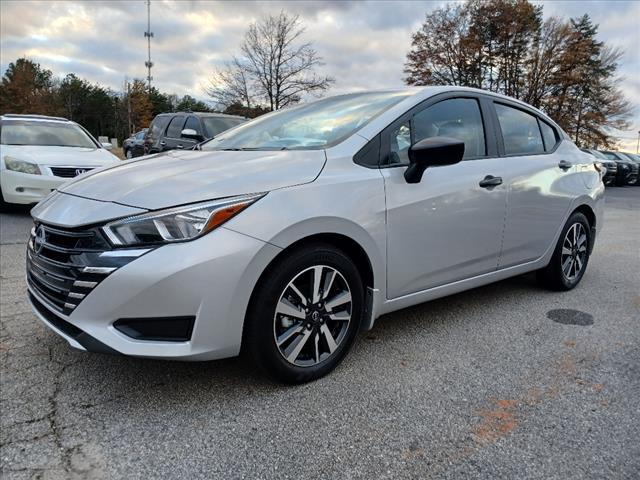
(492, 102), (578, 268)
(382, 95), (507, 298)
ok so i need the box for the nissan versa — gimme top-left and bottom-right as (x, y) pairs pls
(27, 87), (604, 383)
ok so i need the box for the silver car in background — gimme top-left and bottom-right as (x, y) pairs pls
(27, 87), (604, 383)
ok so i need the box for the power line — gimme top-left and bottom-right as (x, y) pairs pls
(144, 0), (154, 91)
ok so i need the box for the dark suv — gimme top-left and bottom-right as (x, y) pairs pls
(599, 150), (639, 186)
(580, 148), (617, 186)
(144, 112), (246, 154)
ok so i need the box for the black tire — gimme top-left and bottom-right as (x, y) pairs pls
(244, 243), (364, 383)
(125, 148), (133, 159)
(537, 212), (591, 291)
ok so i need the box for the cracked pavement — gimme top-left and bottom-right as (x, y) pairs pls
(1, 188), (639, 479)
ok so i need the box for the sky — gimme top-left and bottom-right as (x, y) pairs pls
(1, 0), (639, 151)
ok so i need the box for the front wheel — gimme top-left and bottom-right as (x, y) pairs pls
(244, 244), (364, 383)
(125, 148), (133, 159)
(537, 212), (591, 291)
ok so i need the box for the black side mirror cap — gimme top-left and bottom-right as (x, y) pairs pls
(404, 137), (465, 183)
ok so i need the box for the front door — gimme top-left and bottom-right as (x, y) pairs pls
(382, 97), (507, 298)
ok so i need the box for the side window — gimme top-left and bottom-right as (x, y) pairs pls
(184, 116), (201, 134)
(495, 104), (544, 155)
(539, 120), (557, 152)
(386, 98), (486, 165)
(389, 122), (411, 164)
(165, 116), (185, 138)
(414, 98), (486, 160)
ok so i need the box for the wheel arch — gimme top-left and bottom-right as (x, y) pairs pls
(240, 229), (379, 352)
(264, 232), (375, 291)
(572, 203), (596, 229)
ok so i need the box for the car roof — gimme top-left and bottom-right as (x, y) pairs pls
(353, 86), (568, 142)
(155, 112), (246, 120)
(1, 113), (71, 123)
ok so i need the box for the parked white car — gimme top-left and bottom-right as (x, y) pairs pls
(0, 114), (119, 207)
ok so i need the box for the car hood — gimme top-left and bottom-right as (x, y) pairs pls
(58, 149), (327, 210)
(1, 145), (119, 166)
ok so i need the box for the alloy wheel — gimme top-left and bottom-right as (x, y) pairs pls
(273, 265), (352, 367)
(561, 223), (587, 281)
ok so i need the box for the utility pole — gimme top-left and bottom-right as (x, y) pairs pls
(127, 80), (132, 136)
(144, 0), (154, 92)
(636, 130), (639, 154)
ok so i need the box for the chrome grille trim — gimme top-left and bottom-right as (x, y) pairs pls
(82, 266), (117, 274)
(26, 221), (125, 315)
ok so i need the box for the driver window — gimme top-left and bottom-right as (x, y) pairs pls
(414, 98), (486, 160)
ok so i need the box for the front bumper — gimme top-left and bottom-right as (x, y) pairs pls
(28, 226), (281, 360)
(1, 170), (66, 204)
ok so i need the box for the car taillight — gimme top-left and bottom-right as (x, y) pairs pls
(593, 161), (606, 179)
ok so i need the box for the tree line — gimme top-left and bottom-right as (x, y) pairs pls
(0, 59), (215, 143)
(0, 1), (632, 148)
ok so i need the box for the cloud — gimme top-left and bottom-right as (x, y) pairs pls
(1, 0), (638, 148)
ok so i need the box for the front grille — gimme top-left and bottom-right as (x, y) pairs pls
(26, 222), (120, 315)
(50, 167), (95, 178)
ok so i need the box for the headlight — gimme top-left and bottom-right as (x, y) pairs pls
(102, 193), (265, 247)
(4, 156), (41, 175)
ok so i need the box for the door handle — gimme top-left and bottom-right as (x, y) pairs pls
(558, 160), (572, 170)
(479, 175), (503, 188)
(176, 144), (183, 149)
(159, 141), (166, 146)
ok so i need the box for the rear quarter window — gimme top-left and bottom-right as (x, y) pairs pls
(149, 116), (170, 139)
(539, 120), (558, 152)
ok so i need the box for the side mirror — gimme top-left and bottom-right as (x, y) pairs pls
(101, 142), (113, 151)
(404, 137), (465, 184)
(181, 128), (203, 141)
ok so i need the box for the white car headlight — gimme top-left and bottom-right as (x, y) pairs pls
(4, 156), (41, 175)
(102, 193), (265, 247)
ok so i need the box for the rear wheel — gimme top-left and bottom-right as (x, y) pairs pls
(537, 212), (591, 291)
(244, 244), (364, 383)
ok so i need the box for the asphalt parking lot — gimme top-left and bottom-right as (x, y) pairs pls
(1, 188), (639, 479)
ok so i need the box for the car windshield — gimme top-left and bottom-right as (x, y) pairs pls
(202, 117), (246, 138)
(0, 121), (96, 148)
(584, 149), (607, 160)
(600, 151), (620, 161)
(202, 91), (411, 151)
(619, 152), (639, 162)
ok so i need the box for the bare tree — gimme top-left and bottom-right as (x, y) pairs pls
(207, 57), (254, 111)
(208, 11), (333, 112)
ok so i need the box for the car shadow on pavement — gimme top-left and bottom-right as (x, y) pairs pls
(47, 271), (545, 408)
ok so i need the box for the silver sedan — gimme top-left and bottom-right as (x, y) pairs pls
(27, 87), (604, 383)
